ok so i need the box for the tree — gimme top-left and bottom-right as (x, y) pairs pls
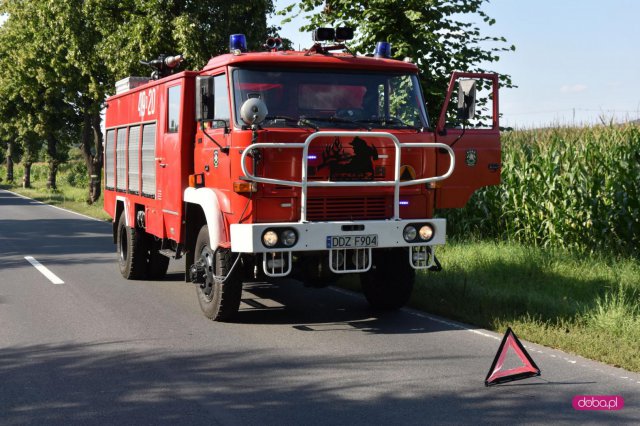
(0, 0), (79, 191)
(0, 0), (274, 201)
(280, 0), (514, 121)
(91, 0), (275, 76)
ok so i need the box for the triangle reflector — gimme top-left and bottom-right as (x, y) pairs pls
(485, 327), (541, 386)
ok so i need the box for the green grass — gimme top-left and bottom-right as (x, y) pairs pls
(0, 163), (110, 221)
(337, 239), (640, 371)
(408, 240), (640, 371)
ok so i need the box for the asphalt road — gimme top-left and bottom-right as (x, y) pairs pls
(1, 188), (638, 425)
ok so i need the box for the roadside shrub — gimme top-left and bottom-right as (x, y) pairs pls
(64, 161), (89, 187)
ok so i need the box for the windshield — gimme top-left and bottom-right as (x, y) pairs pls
(232, 68), (429, 130)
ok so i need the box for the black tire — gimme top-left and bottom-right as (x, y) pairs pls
(116, 213), (147, 279)
(147, 237), (170, 280)
(194, 225), (243, 321)
(360, 248), (415, 310)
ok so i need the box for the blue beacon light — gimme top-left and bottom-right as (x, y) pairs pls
(229, 34), (247, 53)
(374, 42), (391, 58)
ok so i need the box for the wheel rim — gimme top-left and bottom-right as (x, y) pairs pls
(198, 245), (216, 301)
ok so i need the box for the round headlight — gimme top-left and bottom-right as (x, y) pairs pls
(262, 230), (278, 247)
(419, 225), (434, 241)
(403, 225), (417, 242)
(281, 229), (297, 247)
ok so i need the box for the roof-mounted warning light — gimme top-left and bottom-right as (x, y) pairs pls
(229, 34), (247, 53)
(374, 42), (391, 59)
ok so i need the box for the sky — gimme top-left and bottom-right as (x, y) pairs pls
(271, 0), (640, 128)
(2, 2), (638, 129)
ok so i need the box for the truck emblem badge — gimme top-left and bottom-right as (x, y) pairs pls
(318, 136), (379, 180)
(466, 149), (478, 167)
(214, 150), (219, 168)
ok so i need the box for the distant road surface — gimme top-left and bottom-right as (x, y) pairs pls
(1, 188), (638, 424)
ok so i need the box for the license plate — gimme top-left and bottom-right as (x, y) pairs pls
(326, 234), (378, 249)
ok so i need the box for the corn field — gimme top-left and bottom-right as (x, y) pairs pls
(441, 124), (640, 257)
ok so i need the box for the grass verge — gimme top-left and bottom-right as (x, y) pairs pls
(340, 241), (640, 372)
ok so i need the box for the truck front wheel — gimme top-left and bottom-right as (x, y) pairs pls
(116, 213), (147, 279)
(193, 225), (243, 321)
(360, 248), (415, 310)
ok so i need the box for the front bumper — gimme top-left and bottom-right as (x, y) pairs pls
(230, 219), (446, 253)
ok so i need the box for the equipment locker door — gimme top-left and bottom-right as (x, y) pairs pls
(159, 82), (183, 240)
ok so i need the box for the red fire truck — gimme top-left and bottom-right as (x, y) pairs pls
(103, 30), (501, 321)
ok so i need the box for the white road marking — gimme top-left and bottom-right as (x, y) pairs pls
(24, 256), (65, 284)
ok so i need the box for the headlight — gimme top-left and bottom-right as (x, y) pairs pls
(281, 229), (297, 247)
(419, 225), (434, 241)
(262, 230), (278, 247)
(403, 225), (417, 242)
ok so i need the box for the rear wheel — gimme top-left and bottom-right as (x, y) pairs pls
(116, 213), (147, 279)
(360, 248), (414, 310)
(194, 226), (243, 321)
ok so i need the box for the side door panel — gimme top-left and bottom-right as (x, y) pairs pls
(434, 72), (501, 209)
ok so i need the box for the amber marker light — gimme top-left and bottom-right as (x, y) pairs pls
(189, 174), (204, 188)
(233, 181), (258, 193)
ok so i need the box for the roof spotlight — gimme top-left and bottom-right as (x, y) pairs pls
(335, 27), (354, 42)
(312, 27), (336, 42)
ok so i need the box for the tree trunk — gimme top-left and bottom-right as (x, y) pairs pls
(81, 110), (104, 204)
(22, 161), (32, 188)
(6, 140), (14, 183)
(46, 136), (58, 190)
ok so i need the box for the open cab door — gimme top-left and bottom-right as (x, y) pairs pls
(434, 72), (501, 209)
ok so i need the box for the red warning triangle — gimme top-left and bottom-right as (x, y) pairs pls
(485, 327), (541, 386)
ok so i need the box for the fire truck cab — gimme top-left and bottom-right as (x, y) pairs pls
(104, 33), (501, 321)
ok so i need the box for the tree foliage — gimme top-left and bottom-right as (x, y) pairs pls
(280, 0), (514, 121)
(0, 1), (80, 189)
(91, 0), (274, 80)
(0, 0), (273, 199)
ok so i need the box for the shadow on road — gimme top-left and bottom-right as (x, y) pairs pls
(0, 217), (112, 270)
(234, 280), (441, 335)
(0, 342), (633, 425)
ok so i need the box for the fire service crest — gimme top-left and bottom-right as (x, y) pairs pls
(318, 137), (379, 180)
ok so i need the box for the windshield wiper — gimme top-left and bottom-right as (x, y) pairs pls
(264, 115), (319, 131)
(358, 117), (422, 132)
(301, 115), (371, 131)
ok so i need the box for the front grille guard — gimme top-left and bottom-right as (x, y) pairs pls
(240, 131), (455, 222)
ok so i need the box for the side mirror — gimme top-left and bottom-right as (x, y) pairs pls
(195, 76), (214, 121)
(457, 79), (477, 121)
